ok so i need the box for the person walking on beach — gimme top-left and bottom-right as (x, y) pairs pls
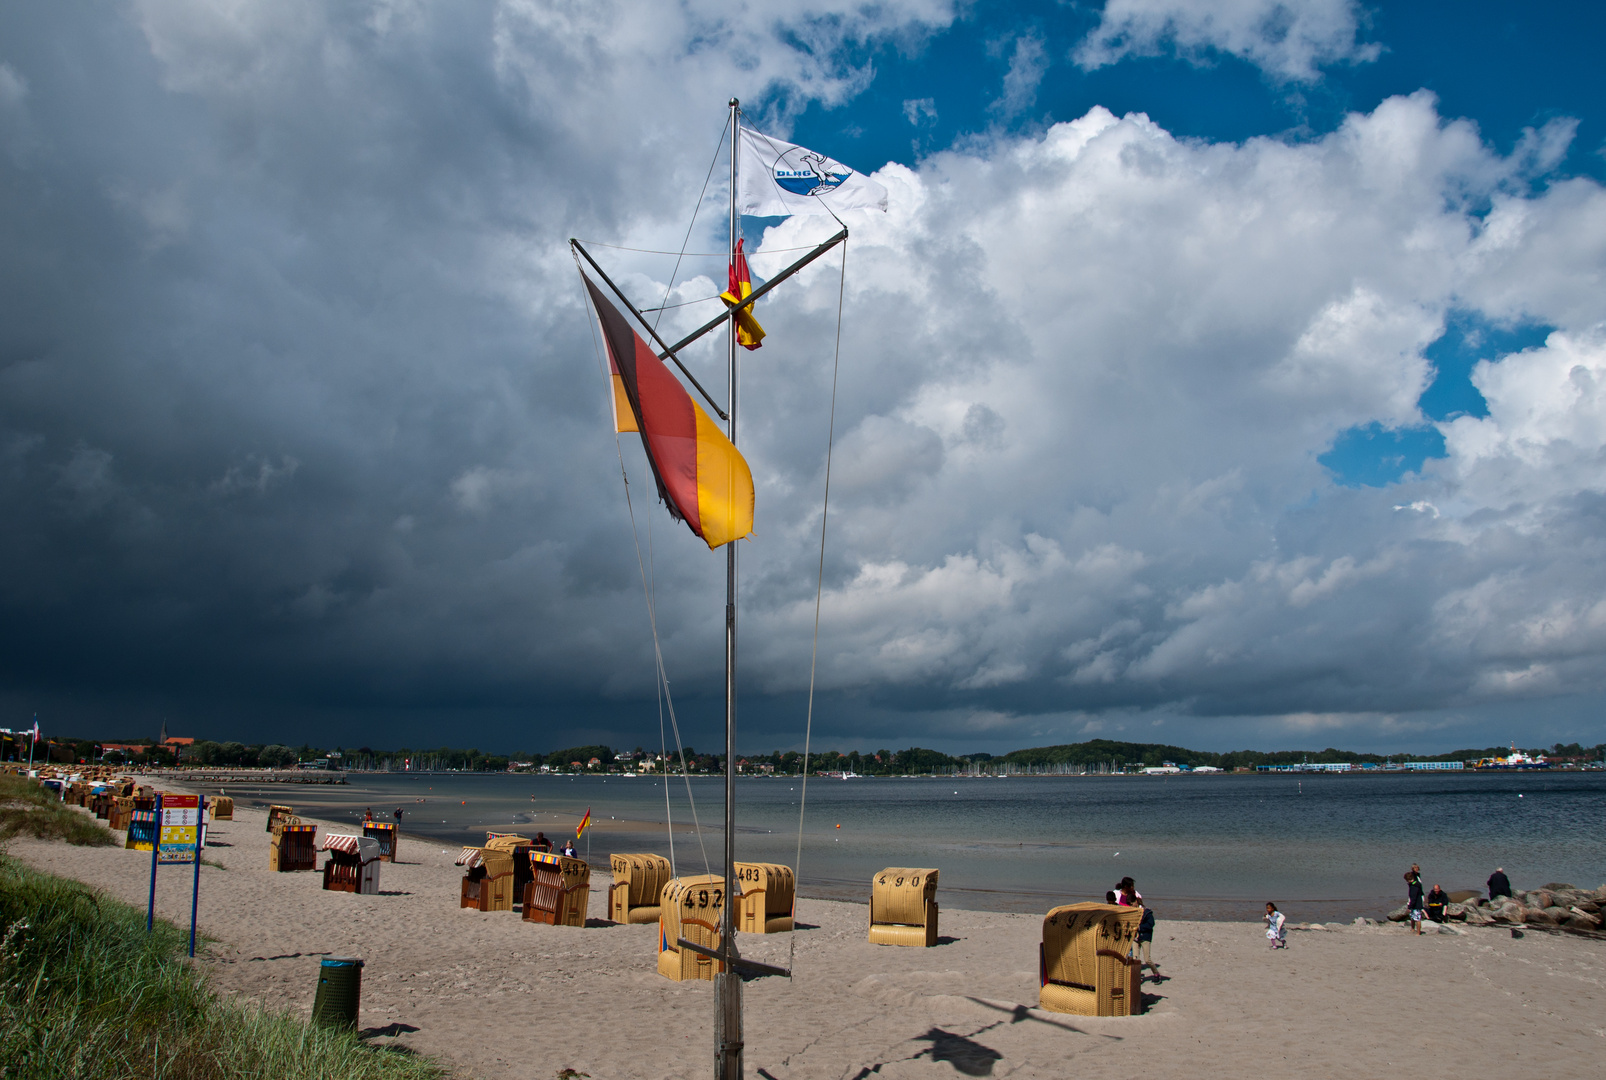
(1115, 877), (1142, 905)
(393, 807), (404, 829)
(1406, 870), (1426, 935)
(1265, 903), (1287, 948)
(1487, 867), (1512, 901)
(1135, 901), (1158, 973)
(363, 807), (373, 823)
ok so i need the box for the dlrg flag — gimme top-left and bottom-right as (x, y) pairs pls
(576, 808), (591, 838)
(737, 127), (888, 217)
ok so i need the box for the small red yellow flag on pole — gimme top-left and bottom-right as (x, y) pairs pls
(721, 238), (766, 350)
(576, 807), (591, 838)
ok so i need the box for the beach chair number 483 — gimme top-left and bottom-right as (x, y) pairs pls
(684, 887), (723, 909)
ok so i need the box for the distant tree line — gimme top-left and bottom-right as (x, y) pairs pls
(26, 733), (1606, 774)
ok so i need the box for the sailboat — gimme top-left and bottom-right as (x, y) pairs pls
(571, 100), (885, 1079)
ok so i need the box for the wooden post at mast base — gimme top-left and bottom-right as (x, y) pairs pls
(715, 94), (744, 1080)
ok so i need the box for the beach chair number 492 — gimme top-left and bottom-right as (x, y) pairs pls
(684, 888), (723, 909)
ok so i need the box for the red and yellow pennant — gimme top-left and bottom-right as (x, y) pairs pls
(720, 238), (765, 350)
(585, 277), (754, 550)
(576, 807), (591, 838)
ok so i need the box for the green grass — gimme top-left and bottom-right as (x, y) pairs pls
(0, 775), (117, 847)
(0, 854), (446, 1080)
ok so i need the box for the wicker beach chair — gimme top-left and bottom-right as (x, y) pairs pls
(609, 853), (673, 924)
(320, 834), (382, 894)
(734, 862), (795, 934)
(868, 868), (939, 946)
(359, 821), (396, 861)
(266, 804), (295, 833)
(1038, 902), (1143, 1017)
(658, 875), (727, 982)
(210, 796), (234, 821)
(523, 851), (592, 926)
(456, 847), (516, 912)
(270, 822), (318, 872)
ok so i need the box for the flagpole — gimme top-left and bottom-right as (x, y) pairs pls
(715, 95), (744, 1080)
(27, 714), (35, 770)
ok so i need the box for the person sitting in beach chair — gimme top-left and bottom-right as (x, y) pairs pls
(533, 831), (553, 853)
(1265, 902), (1287, 948)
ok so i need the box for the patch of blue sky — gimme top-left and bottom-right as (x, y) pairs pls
(766, 2), (1603, 184)
(1322, 313), (1554, 487)
(1418, 312), (1554, 422)
(1318, 422), (1446, 489)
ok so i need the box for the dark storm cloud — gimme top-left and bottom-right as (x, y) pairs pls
(2, 3), (1605, 756)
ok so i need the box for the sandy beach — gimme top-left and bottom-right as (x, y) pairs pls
(9, 794), (1604, 1079)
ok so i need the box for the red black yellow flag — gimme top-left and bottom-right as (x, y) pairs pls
(585, 276), (754, 550)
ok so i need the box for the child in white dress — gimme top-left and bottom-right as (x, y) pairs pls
(1265, 902), (1287, 948)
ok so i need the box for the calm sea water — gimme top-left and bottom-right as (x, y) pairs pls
(209, 771), (1606, 922)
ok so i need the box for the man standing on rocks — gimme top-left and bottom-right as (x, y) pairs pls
(1488, 867), (1512, 902)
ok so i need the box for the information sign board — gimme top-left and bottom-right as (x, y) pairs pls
(157, 794), (201, 864)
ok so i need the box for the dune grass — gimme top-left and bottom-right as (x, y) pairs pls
(0, 774), (116, 847)
(0, 854), (445, 1080)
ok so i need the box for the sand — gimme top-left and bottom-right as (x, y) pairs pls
(9, 794), (1604, 1079)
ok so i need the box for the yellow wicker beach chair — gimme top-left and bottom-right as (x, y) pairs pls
(456, 847), (516, 912)
(869, 868), (939, 946)
(270, 823), (318, 872)
(658, 875), (727, 982)
(523, 852), (592, 926)
(610, 853), (673, 924)
(1039, 902), (1143, 1017)
(266, 804), (294, 833)
(210, 796), (234, 821)
(734, 862), (795, 934)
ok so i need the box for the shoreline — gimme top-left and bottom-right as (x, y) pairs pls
(7, 774), (1606, 1078)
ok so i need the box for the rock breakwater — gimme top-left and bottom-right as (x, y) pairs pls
(1385, 882), (1606, 932)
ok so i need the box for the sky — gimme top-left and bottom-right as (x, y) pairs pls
(2, 1), (1604, 757)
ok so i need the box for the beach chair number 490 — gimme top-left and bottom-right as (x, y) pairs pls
(878, 874), (921, 888)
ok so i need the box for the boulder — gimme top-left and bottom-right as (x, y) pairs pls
(1444, 902), (1468, 920)
(1540, 882), (1578, 892)
(1461, 908), (1496, 927)
(1595, 885), (1606, 903)
(1523, 908), (1557, 925)
(1575, 900), (1601, 915)
(1544, 905), (1572, 922)
(1489, 903), (1523, 925)
(1386, 905), (1409, 922)
(1564, 914), (1601, 932)
(1521, 889), (1554, 910)
(1566, 907), (1602, 928)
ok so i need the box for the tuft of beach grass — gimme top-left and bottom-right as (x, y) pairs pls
(0, 853), (446, 1080)
(0, 774), (117, 847)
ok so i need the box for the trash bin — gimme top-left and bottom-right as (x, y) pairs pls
(311, 956), (364, 1028)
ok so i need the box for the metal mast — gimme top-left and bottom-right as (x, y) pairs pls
(715, 95), (744, 1080)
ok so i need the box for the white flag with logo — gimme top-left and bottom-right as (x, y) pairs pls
(738, 127), (888, 217)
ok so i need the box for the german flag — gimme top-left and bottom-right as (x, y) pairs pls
(720, 238), (765, 350)
(585, 277), (754, 550)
